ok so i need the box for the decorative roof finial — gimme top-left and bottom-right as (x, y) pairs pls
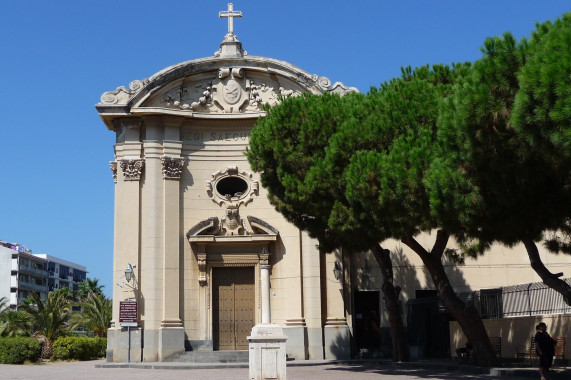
(216, 3), (247, 58)
(219, 3), (242, 38)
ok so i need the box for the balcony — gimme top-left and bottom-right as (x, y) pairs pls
(9, 292), (17, 306)
(18, 280), (48, 293)
(18, 265), (48, 277)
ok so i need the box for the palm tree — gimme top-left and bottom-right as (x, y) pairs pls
(70, 293), (111, 337)
(0, 296), (8, 313)
(19, 289), (71, 359)
(0, 297), (32, 337)
(0, 309), (33, 337)
(77, 277), (104, 299)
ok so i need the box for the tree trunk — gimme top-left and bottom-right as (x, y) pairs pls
(371, 244), (409, 361)
(401, 230), (498, 367)
(523, 239), (571, 306)
(42, 338), (53, 360)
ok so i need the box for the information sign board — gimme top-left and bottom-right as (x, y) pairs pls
(119, 301), (138, 327)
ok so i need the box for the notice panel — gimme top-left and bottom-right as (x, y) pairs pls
(119, 301), (138, 327)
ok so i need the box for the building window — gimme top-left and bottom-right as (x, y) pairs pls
(479, 288), (503, 319)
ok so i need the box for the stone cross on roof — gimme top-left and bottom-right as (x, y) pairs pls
(219, 3), (242, 36)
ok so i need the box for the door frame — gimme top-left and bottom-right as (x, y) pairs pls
(192, 241), (271, 350)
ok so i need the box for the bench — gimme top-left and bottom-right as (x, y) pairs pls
(517, 337), (566, 365)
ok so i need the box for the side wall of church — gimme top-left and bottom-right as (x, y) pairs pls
(351, 235), (571, 330)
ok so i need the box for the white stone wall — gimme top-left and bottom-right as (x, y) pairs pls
(0, 246), (13, 305)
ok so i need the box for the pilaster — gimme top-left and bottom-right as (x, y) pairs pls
(324, 250), (350, 359)
(141, 118), (164, 361)
(110, 118), (143, 362)
(159, 117), (185, 360)
(300, 230), (324, 359)
(161, 155), (184, 326)
(284, 229), (308, 359)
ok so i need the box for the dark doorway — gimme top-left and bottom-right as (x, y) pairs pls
(354, 291), (381, 351)
(212, 267), (255, 350)
(407, 292), (451, 358)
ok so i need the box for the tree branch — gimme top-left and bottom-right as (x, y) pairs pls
(523, 239), (571, 306)
(401, 235), (429, 261)
(432, 229), (450, 259)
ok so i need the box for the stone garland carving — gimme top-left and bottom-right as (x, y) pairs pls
(119, 159), (145, 181)
(100, 67), (355, 111)
(109, 161), (117, 183)
(160, 68), (305, 114)
(163, 86), (213, 111)
(245, 83), (300, 112)
(100, 79), (149, 105)
(160, 156), (184, 179)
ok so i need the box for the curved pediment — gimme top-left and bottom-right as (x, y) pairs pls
(186, 214), (279, 243)
(96, 55), (357, 129)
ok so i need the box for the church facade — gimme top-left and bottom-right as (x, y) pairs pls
(97, 5), (570, 363)
(97, 6), (356, 362)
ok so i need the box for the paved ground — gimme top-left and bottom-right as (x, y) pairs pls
(1, 359), (569, 380)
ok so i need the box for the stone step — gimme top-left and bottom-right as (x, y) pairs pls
(173, 350), (249, 363)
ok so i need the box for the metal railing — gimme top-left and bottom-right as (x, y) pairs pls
(470, 278), (571, 318)
(18, 281), (48, 293)
(18, 265), (48, 277)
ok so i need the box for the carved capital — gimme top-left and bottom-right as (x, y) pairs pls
(161, 156), (184, 179)
(109, 161), (117, 183)
(119, 159), (145, 181)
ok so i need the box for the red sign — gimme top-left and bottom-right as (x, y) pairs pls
(119, 301), (138, 327)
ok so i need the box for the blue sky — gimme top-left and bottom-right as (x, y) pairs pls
(1, 1), (570, 297)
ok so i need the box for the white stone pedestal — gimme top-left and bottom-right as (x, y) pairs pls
(248, 323), (287, 380)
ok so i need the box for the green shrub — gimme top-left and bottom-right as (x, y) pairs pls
(94, 337), (107, 358)
(52, 336), (107, 361)
(0, 337), (42, 364)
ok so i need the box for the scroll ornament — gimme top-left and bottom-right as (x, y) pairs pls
(100, 79), (149, 105)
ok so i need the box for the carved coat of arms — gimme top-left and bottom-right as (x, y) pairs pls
(213, 67), (250, 113)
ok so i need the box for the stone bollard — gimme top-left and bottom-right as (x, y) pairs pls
(248, 323), (287, 380)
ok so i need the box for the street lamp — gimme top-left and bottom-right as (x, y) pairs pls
(125, 264), (134, 283)
(333, 261), (342, 281)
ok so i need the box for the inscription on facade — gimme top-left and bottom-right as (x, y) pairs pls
(183, 131), (250, 143)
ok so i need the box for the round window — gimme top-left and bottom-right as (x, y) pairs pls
(216, 176), (249, 198)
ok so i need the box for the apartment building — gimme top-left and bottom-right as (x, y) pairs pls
(0, 241), (87, 307)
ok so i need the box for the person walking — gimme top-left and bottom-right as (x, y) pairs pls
(535, 322), (557, 380)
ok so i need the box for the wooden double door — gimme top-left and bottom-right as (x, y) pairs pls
(212, 267), (255, 350)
